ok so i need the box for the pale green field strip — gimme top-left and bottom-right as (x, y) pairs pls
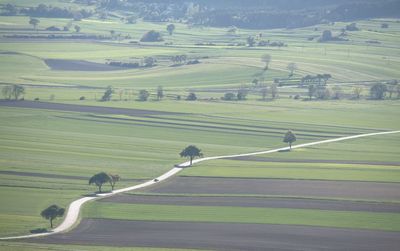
(48, 99), (400, 130)
(181, 133), (400, 181)
(83, 203), (400, 232)
(252, 133), (400, 162)
(77, 114), (346, 140)
(180, 161), (400, 183)
(0, 173), (135, 192)
(0, 107), (277, 176)
(21, 64), (264, 88)
(0, 242), (200, 251)
(89, 113), (369, 138)
(128, 192), (400, 204)
(0, 42), (181, 60)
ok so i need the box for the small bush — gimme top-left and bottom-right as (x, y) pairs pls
(345, 23), (359, 31)
(34, 98), (40, 101)
(46, 26), (61, 31)
(187, 59), (200, 65)
(138, 90), (150, 101)
(186, 93), (197, 101)
(79, 96), (85, 100)
(223, 92), (236, 100)
(140, 30), (163, 42)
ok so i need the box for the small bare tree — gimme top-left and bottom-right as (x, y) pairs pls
(261, 54), (272, 71)
(353, 86), (363, 99)
(270, 84), (278, 99)
(287, 63), (298, 77)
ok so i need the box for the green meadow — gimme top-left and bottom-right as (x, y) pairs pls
(84, 203), (400, 232)
(0, 0), (399, 248)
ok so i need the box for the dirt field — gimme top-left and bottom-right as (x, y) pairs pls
(102, 194), (400, 212)
(0, 100), (185, 117)
(34, 219), (400, 251)
(44, 59), (124, 71)
(142, 176), (400, 201)
(227, 156), (400, 166)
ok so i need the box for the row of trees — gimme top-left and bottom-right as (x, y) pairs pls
(93, 0), (399, 29)
(107, 57), (157, 69)
(100, 86), (198, 102)
(223, 84), (278, 101)
(301, 74), (332, 86)
(4, 83), (397, 103)
(1, 3), (92, 19)
(306, 82), (400, 101)
(98, 81), (399, 104)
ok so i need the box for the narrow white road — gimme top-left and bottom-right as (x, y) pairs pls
(1, 130), (399, 240)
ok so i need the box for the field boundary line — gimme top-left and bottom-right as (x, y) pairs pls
(0, 130), (399, 240)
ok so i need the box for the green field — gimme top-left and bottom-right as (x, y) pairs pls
(83, 202), (400, 232)
(180, 133), (400, 182)
(0, 0), (399, 249)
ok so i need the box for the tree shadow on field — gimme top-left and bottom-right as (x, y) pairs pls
(30, 228), (48, 234)
(278, 149), (290, 153)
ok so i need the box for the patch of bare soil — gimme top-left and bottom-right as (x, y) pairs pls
(141, 176), (400, 201)
(44, 59), (124, 71)
(0, 100), (186, 117)
(102, 194), (400, 212)
(33, 219), (400, 250)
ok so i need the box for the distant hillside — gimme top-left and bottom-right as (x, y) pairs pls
(94, 0), (400, 29)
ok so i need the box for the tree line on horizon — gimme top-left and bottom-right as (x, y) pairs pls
(3, 1), (399, 30)
(90, 0), (400, 29)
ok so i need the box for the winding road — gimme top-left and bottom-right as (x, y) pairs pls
(0, 130), (399, 240)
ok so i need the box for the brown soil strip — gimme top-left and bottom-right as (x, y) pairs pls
(0, 100), (186, 117)
(44, 59), (125, 71)
(141, 176), (400, 201)
(33, 219), (400, 250)
(102, 194), (400, 213)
